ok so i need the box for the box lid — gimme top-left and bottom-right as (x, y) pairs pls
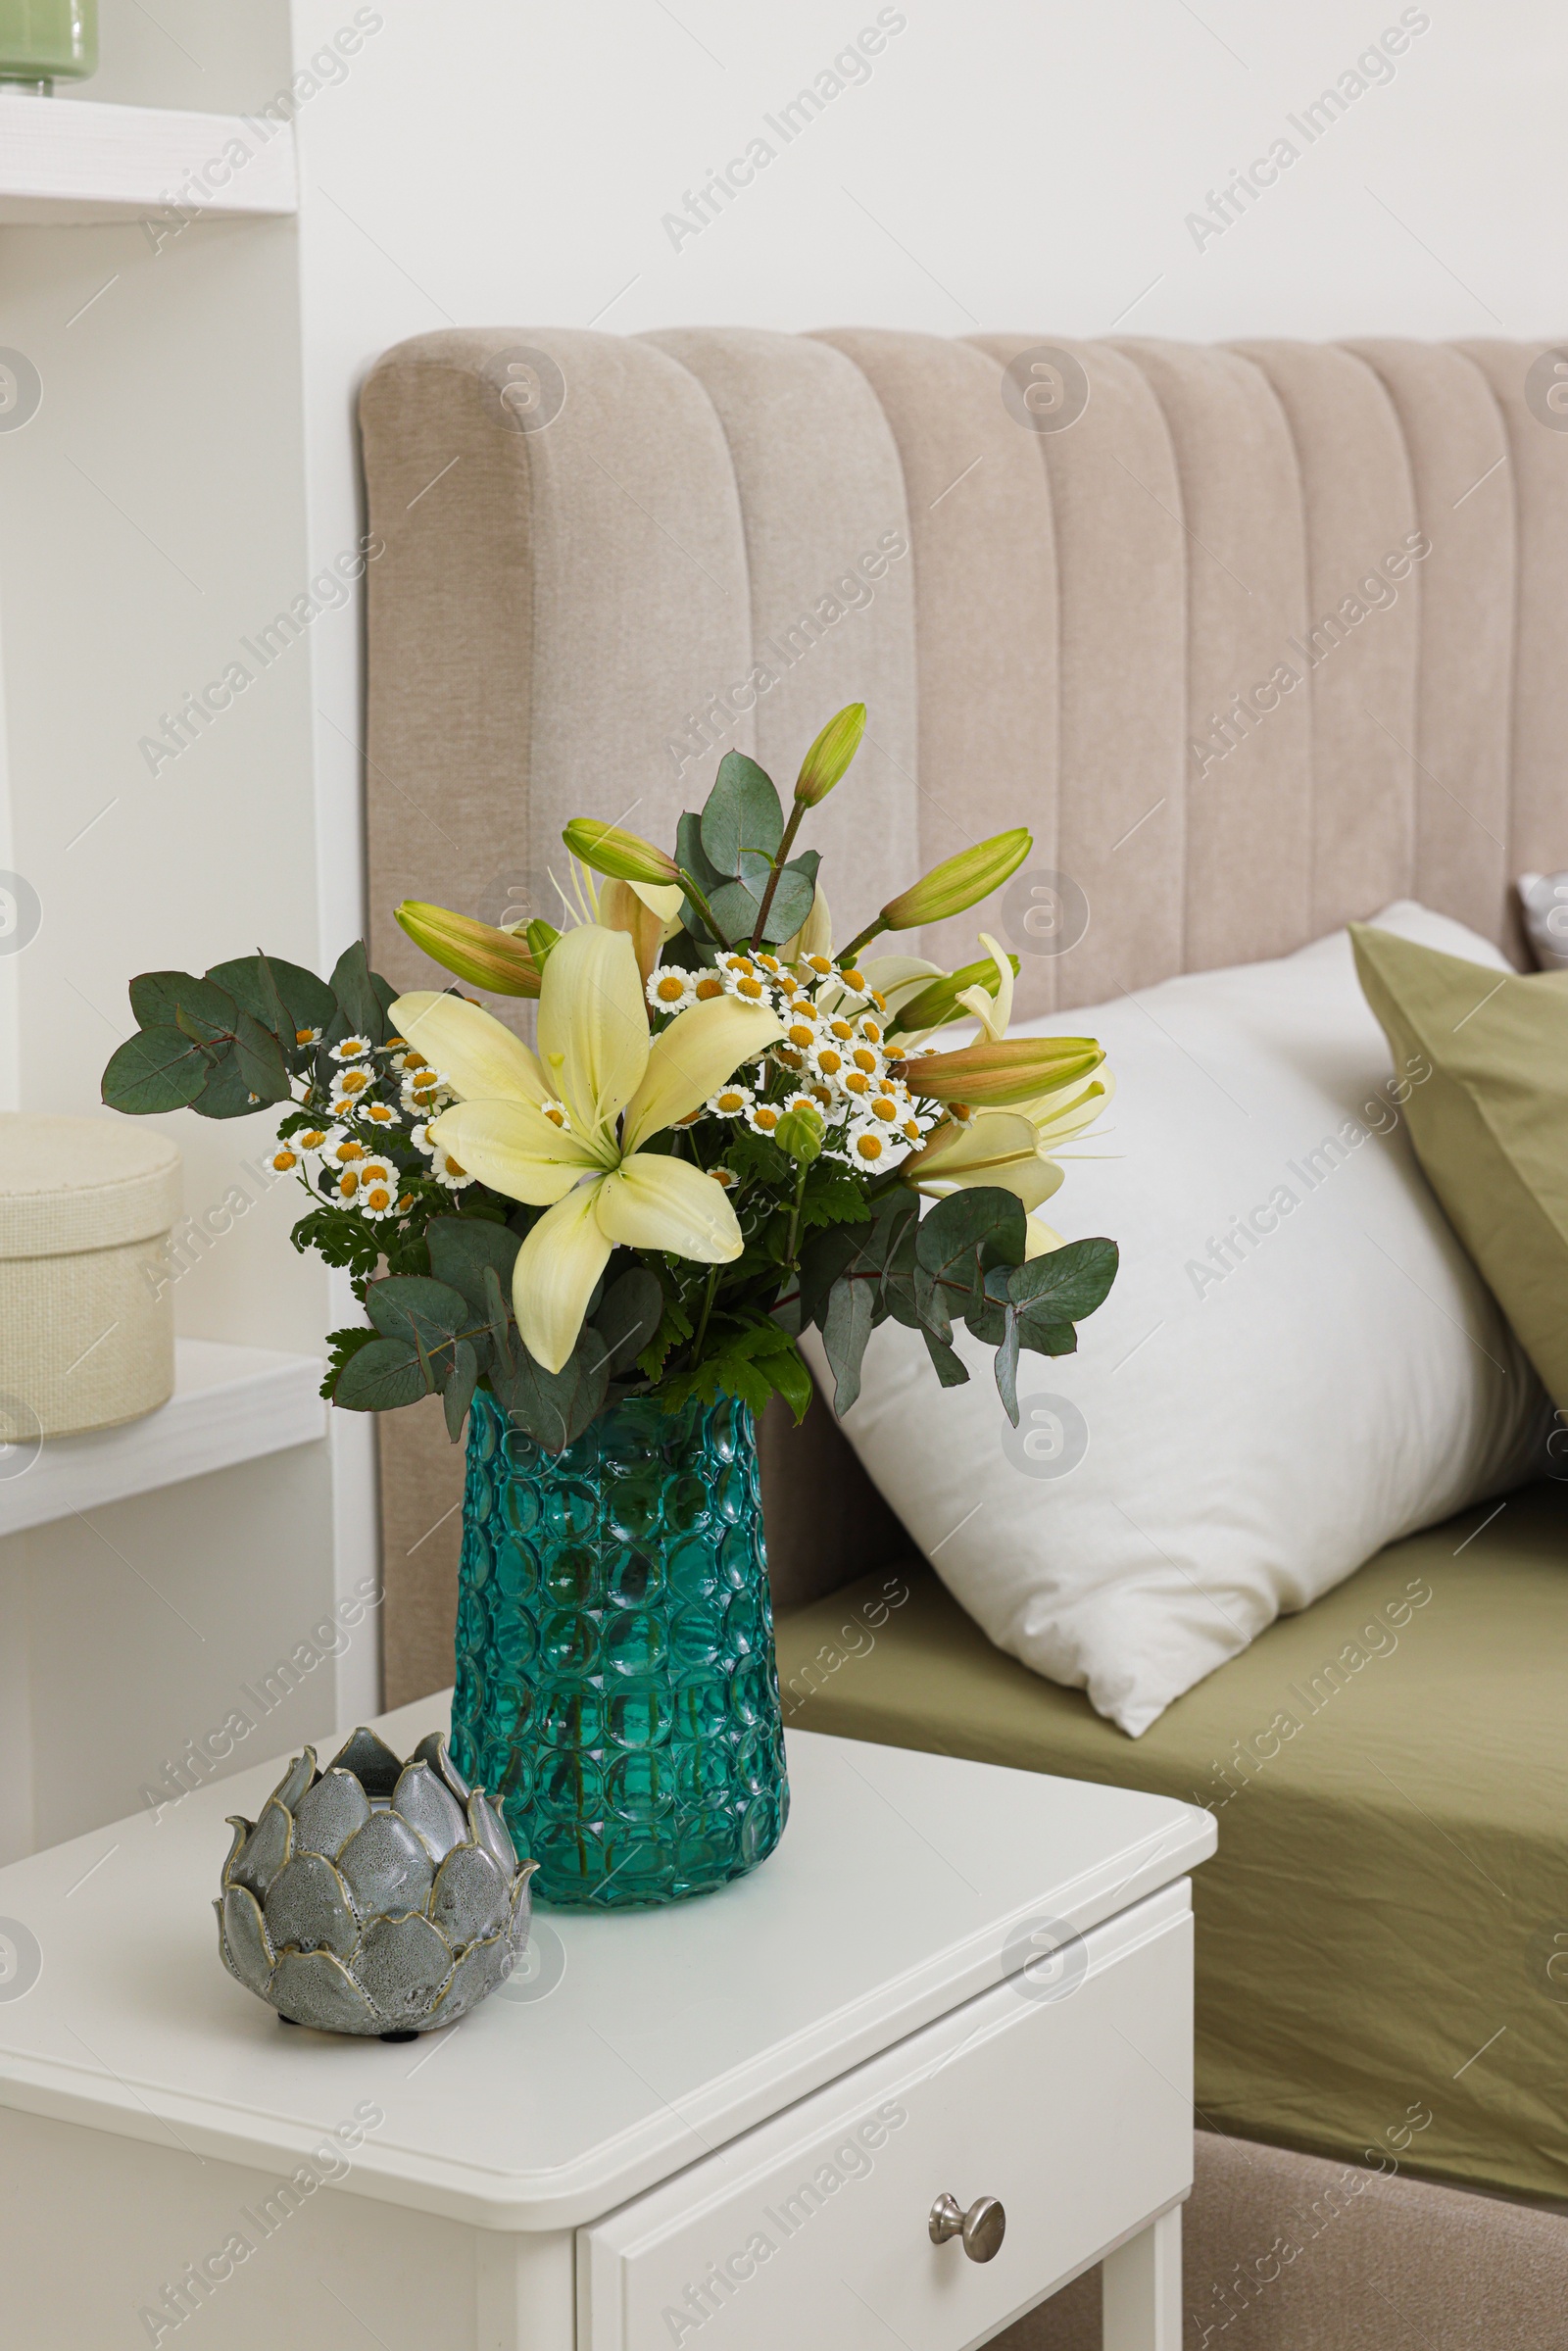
(0, 1113), (181, 1256)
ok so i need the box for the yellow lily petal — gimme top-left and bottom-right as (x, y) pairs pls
(390, 992), (550, 1107)
(593, 1152), (744, 1261)
(1025, 1215), (1065, 1258)
(429, 1101), (603, 1203)
(859, 954), (946, 1017)
(905, 1110), (1065, 1211)
(512, 1181), (613, 1375)
(783, 881), (834, 966)
(953, 932), (1014, 1044)
(627, 878), (686, 925)
(536, 922), (649, 1140)
(600, 879), (674, 984)
(621, 996), (784, 1151)
(1016, 1069), (1116, 1144)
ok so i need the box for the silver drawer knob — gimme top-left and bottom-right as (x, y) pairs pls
(929, 2191), (1005, 2262)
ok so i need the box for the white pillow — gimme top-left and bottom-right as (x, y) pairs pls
(804, 904), (1551, 1736)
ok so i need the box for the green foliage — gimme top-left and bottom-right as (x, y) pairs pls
(797, 1185), (1119, 1427)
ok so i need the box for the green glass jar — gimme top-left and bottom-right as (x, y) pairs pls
(449, 1387), (789, 1909)
(0, 0), (97, 92)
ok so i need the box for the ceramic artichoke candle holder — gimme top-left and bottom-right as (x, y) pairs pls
(216, 1728), (537, 2039)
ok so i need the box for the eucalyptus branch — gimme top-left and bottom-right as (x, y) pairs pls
(750, 802), (808, 945)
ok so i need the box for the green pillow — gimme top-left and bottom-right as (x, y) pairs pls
(1350, 923), (1568, 1410)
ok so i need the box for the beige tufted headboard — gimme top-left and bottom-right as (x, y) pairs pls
(359, 327), (1568, 1704)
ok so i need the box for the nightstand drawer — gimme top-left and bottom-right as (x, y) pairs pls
(579, 1879), (1192, 2351)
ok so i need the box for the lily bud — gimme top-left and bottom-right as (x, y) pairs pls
(888, 951), (1021, 1038)
(395, 902), (542, 998)
(795, 703), (866, 807)
(775, 1100), (825, 1163)
(880, 828), (1032, 931)
(893, 1035), (1102, 1107)
(562, 819), (681, 888)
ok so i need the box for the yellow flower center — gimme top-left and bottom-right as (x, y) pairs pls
(785, 1019), (816, 1049)
(294, 1028), (316, 1048)
(753, 1105), (780, 1131)
(403, 1051), (428, 1070)
(365, 1184), (392, 1212)
(442, 1153), (466, 1178)
(852, 1047), (879, 1073)
(337, 1170), (359, 1197)
(844, 1070), (871, 1097)
(869, 1096), (899, 1122)
(695, 975), (724, 1001)
(828, 1018), (855, 1041)
(860, 1018), (883, 1044)
(840, 966), (866, 991)
(334, 1141), (366, 1162)
(338, 1069), (369, 1095)
(734, 975), (765, 1001)
(271, 1148), (299, 1170)
(714, 1090), (746, 1113)
(654, 973), (686, 1003)
(854, 1131), (886, 1161)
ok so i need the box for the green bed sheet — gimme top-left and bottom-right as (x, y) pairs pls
(774, 1481), (1568, 2206)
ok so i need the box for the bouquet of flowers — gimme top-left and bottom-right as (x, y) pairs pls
(102, 706), (1118, 1453)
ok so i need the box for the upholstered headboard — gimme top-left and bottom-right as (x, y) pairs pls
(359, 327), (1568, 1703)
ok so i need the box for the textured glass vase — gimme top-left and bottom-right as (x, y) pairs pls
(449, 1386), (789, 1908)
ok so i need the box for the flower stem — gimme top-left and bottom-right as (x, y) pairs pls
(838, 913), (890, 963)
(691, 1263), (720, 1361)
(678, 869), (727, 947)
(751, 803), (807, 945)
(784, 1156), (810, 1265)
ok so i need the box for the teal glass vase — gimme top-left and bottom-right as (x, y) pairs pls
(448, 1387), (789, 1908)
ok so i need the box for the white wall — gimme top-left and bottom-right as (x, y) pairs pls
(0, 0), (1561, 1849)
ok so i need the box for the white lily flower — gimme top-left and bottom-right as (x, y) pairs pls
(905, 1067), (1114, 1213)
(952, 931), (1014, 1044)
(392, 925), (783, 1374)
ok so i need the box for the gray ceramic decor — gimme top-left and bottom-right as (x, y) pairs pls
(216, 1728), (538, 2038)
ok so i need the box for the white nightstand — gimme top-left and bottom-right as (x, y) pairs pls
(0, 1700), (1213, 2350)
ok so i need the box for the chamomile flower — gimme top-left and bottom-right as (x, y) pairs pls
(746, 1099), (784, 1139)
(778, 1004), (821, 1054)
(822, 1015), (858, 1044)
(294, 1026), (322, 1050)
(849, 1043), (885, 1077)
(330, 1035), (373, 1062)
(265, 1142), (303, 1175)
(539, 1100), (570, 1131)
(401, 1066), (449, 1114)
(771, 1045), (807, 1075)
(356, 1158), (399, 1218)
(809, 1041), (849, 1084)
(707, 1082), (754, 1119)
(359, 1100), (400, 1133)
(429, 1144), (473, 1191)
(329, 1065), (375, 1109)
(323, 1130), (368, 1168)
(717, 953), (774, 1007)
(710, 1165), (739, 1190)
(846, 1123), (909, 1170)
(646, 966), (697, 1015)
(858, 1013), (886, 1047)
(801, 953), (836, 981)
(294, 1123), (331, 1158)
(841, 1068), (874, 1102)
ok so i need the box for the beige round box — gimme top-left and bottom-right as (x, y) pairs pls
(0, 1114), (182, 1440)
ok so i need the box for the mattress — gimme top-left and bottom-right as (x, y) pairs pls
(773, 1479), (1568, 2206)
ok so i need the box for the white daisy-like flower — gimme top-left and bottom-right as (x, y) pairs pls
(356, 1158), (399, 1218)
(707, 1082), (754, 1119)
(265, 1141), (303, 1175)
(845, 1122), (910, 1171)
(858, 1013), (886, 1047)
(332, 1162), (362, 1200)
(293, 1123), (332, 1158)
(400, 1067), (450, 1114)
(646, 966), (697, 1015)
(429, 1143), (473, 1191)
(848, 1042), (885, 1078)
(710, 1165), (739, 1190)
(800, 953), (836, 982)
(841, 1067), (875, 1103)
(717, 954), (776, 1009)
(770, 1045), (808, 1076)
(691, 970), (727, 1004)
(330, 1035), (373, 1063)
(294, 1026), (322, 1050)
(329, 1065), (375, 1108)
(323, 1129), (368, 1169)
(746, 1099), (784, 1139)
(778, 1003), (820, 1054)
(359, 1099), (401, 1133)
(539, 1099), (570, 1131)
(809, 1040), (851, 1086)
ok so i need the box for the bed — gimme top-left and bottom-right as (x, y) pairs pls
(358, 323), (1568, 2342)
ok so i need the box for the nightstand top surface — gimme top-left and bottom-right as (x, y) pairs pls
(0, 1702), (1211, 2227)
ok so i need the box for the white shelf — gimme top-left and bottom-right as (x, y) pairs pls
(0, 1338), (325, 1538)
(0, 92), (297, 224)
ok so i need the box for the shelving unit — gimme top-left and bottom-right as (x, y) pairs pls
(0, 1338), (325, 1538)
(0, 91), (297, 224)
